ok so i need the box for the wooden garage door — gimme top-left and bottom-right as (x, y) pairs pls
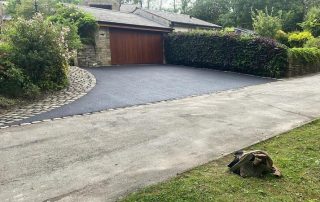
(110, 28), (164, 65)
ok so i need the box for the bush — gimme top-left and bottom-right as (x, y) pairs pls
(252, 8), (282, 38)
(275, 30), (289, 46)
(287, 47), (320, 77)
(288, 48), (320, 64)
(0, 95), (17, 109)
(304, 37), (320, 49)
(165, 32), (288, 78)
(0, 65), (40, 98)
(0, 42), (39, 98)
(299, 7), (320, 37)
(1, 14), (71, 91)
(48, 4), (98, 45)
(288, 31), (314, 48)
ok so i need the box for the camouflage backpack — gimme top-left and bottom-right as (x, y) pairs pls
(228, 150), (281, 178)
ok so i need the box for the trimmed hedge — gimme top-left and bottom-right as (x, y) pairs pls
(287, 48), (320, 77)
(288, 48), (320, 64)
(165, 32), (289, 78)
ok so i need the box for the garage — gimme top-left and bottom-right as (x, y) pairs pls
(110, 28), (164, 65)
(76, 5), (171, 67)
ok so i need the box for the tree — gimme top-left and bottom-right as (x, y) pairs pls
(300, 7), (320, 37)
(48, 4), (98, 45)
(188, 0), (320, 31)
(5, 0), (58, 19)
(188, 0), (230, 24)
(252, 8), (283, 38)
(180, 0), (191, 14)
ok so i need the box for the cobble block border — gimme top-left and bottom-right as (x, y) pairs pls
(0, 66), (96, 128)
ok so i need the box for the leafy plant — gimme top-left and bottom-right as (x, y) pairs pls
(0, 65), (40, 98)
(275, 30), (289, 46)
(165, 32), (288, 78)
(1, 14), (71, 91)
(299, 7), (320, 37)
(48, 4), (98, 45)
(288, 48), (320, 64)
(252, 8), (282, 38)
(304, 37), (320, 49)
(5, 0), (58, 19)
(288, 31), (314, 47)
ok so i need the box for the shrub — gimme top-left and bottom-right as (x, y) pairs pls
(0, 95), (17, 109)
(48, 4), (98, 45)
(288, 31), (314, 47)
(252, 8), (282, 38)
(1, 14), (71, 91)
(0, 65), (40, 98)
(165, 32), (288, 78)
(287, 47), (320, 77)
(304, 37), (320, 49)
(275, 30), (289, 46)
(0, 42), (40, 98)
(288, 48), (320, 64)
(299, 7), (320, 37)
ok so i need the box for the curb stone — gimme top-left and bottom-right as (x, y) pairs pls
(0, 66), (96, 128)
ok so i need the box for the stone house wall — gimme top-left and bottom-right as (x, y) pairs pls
(77, 27), (112, 68)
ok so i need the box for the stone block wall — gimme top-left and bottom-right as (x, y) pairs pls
(286, 60), (320, 77)
(77, 27), (112, 67)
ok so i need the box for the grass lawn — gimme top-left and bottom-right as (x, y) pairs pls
(122, 120), (320, 202)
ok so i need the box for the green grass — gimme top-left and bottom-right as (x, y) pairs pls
(122, 120), (320, 202)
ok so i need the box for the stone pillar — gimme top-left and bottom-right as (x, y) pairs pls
(95, 27), (112, 66)
(77, 27), (112, 68)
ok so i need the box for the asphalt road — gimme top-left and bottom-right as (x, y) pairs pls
(16, 65), (272, 124)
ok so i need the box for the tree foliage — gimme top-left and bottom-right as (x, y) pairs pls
(48, 4), (98, 45)
(299, 7), (320, 37)
(252, 8), (282, 38)
(188, 0), (320, 32)
(6, 0), (58, 19)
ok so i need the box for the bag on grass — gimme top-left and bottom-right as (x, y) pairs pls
(227, 150), (281, 178)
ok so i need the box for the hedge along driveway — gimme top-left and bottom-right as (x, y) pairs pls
(165, 32), (288, 78)
(165, 32), (320, 78)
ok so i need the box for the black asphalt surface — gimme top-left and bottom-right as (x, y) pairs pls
(15, 65), (273, 125)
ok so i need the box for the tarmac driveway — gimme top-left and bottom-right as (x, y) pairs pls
(18, 65), (272, 124)
(2, 73), (320, 201)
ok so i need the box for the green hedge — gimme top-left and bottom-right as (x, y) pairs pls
(288, 48), (320, 64)
(165, 32), (289, 78)
(287, 48), (320, 77)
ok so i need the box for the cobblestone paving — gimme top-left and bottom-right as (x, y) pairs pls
(0, 66), (96, 127)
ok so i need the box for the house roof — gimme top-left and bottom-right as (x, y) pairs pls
(77, 5), (171, 31)
(135, 8), (222, 28)
(120, 4), (140, 13)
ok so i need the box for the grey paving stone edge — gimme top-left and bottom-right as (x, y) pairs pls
(0, 66), (96, 129)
